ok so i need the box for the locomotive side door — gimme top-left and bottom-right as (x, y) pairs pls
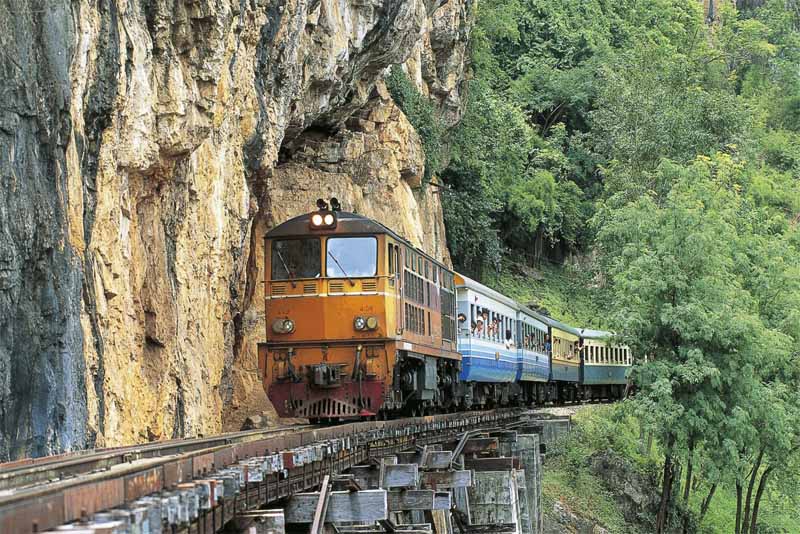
(387, 239), (403, 335)
(394, 243), (402, 335)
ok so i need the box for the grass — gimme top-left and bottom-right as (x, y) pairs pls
(544, 404), (800, 533)
(543, 458), (639, 533)
(689, 482), (800, 534)
(542, 405), (659, 533)
(484, 258), (606, 328)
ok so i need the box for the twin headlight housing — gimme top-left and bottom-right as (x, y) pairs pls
(273, 316), (377, 334)
(354, 316), (379, 331)
(310, 211), (336, 229)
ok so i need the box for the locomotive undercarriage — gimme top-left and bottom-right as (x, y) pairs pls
(378, 350), (625, 418)
(271, 345), (627, 421)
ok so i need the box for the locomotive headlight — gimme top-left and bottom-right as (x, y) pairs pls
(323, 213), (334, 225)
(311, 213), (324, 226)
(272, 318), (295, 334)
(366, 316), (378, 330)
(354, 316), (367, 331)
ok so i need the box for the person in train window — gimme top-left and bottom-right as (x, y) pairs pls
(504, 329), (514, 350)
(470, 321), (477, 335)
(481, 311), (489, 337)
(492, 318), (500, 339)
(475, 316), (484, 336)
(544, 334), (552, 355)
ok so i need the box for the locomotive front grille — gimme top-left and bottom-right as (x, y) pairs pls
(361, 279), (377, 292)
(303, 282), (317, 294)
(329, 281), (345, 293)
(289, 398), (360, 417)
(271, 283), (287, 295)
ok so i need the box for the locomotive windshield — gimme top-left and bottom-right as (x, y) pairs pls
(326, 237), (377, 277)
(271, 238), (321, 280)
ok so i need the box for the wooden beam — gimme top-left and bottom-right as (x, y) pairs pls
(422, 451), (453, 470)
(463, 457), (520, 471)
(310, 475), (331, 534)
(388, 490), (435, 511)
(284, 490), (388, 523)
(381, 464), (419, 488)
(433, 491), (451, 510)
(421, 470), (472, 488)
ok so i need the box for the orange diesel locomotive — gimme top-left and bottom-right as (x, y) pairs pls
(258, 199), (460, 421)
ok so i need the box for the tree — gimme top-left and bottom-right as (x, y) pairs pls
(597, 155), (763, 532)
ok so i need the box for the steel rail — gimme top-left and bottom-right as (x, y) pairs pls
(0, 424), (318, 493)
(0, 409), (522, 534)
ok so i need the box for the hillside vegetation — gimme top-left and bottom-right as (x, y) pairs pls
(391, 1), (800, 532)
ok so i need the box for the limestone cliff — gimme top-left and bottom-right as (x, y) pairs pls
(0, 0), (472, 459)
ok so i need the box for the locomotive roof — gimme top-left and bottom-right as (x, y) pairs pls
(265, 210), (451, 270)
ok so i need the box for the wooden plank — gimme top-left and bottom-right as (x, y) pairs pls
(433, 492), (452, 510)
(381, 464), (419, 488)
(284, 490), (387, 523)
(464, 457), (520, 471)
(421, 470), (472, 488)
(388, 490), (435, 511)
(432, 509), (452, 534)
(310, 475), (331, 534)
(423, 451), (453, 470)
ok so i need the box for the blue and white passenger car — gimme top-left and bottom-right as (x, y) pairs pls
(455, 274), (519, 385)
(516, 306), (552, 402)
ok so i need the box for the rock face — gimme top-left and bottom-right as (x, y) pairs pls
(0, 0), (472, 459)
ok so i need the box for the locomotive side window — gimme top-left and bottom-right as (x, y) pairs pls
(388, 243), (395, 275)
(271, 238), (321, 280)
(326, 237), (377, 277)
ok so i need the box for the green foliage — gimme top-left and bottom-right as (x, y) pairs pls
(385, 66), (446, 183)
(439, 0), (800, 529)
(487, 259), (602, 327)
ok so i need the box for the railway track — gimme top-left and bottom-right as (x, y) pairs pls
(0, 410), (522, 533)
(0, 424), (318, 493)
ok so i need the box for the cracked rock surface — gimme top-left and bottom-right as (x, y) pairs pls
(0, 0), (472, 459)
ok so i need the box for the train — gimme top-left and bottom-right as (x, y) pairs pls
(257, 200), (632, 421)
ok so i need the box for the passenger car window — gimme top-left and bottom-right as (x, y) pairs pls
(271, 238), (321, 280)
(326, 237), (378, 277)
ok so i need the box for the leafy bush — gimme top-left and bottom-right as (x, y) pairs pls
(385, 66), (446, 184)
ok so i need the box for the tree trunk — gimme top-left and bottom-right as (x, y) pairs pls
(656, 438), (676, 534)
(699, 483), (717, 521)
(750, 466), (774, 534)
(742, 449), (764, 534)
(735, 483), (743, 534)
(681, 447), (694, 534)
(683, 442), (694, 504)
